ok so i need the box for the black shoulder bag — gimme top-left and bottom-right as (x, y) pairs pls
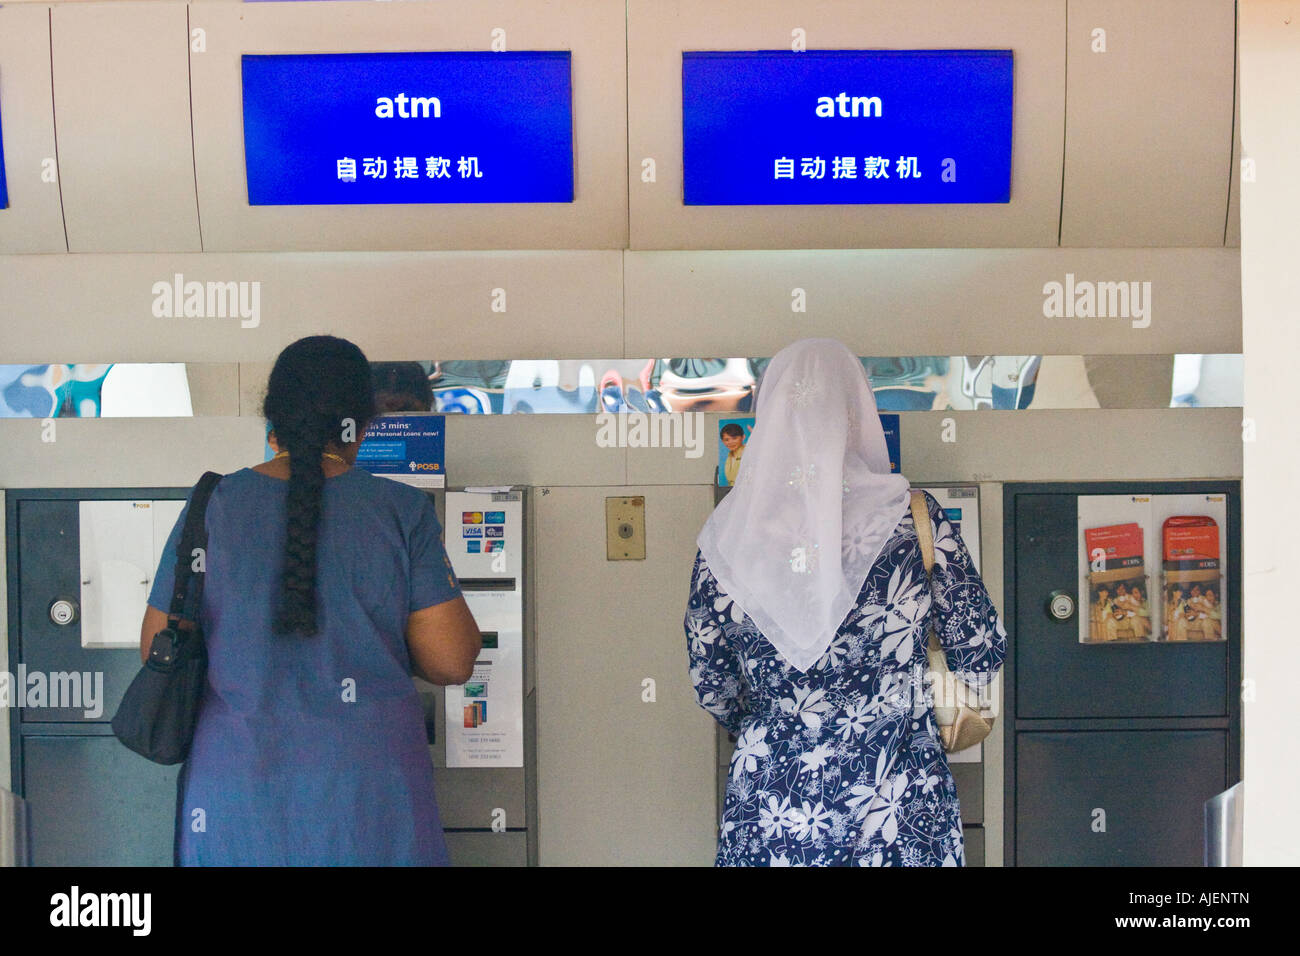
(112, 471), (222, 765)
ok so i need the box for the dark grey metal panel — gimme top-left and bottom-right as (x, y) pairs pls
(444, 830), (527, 867)
(1002, 481), (1242, 868)
(964, 825), (985, 867)
(1013, 492), (1229, 719)
(17, 499), (148, 723)
(716, 726), (732, 820)
(950, 762), (983, 825)
(1015, 730), (1227, 866)
(23, 735), (178, 866)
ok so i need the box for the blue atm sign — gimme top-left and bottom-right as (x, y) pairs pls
(0, 88), (8, 210)
(682, 50), (1013, 205)
(241, 51), (574, 205)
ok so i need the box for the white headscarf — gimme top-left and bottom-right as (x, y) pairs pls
(697, 339), (912, 673)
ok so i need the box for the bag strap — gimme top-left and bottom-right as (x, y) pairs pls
(910, 491), (935, 576)
(168, 471), (222, 625)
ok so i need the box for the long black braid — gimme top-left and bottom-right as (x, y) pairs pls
(262, 336), (376, 635)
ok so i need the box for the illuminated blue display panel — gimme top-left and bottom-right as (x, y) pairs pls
(241, 51), (573, 205)
(682, 50), (1013, 205)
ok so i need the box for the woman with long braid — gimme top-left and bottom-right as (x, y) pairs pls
(140, 335), (481, 865)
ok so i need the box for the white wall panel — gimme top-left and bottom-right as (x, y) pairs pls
(51, 1), (200, 252)
(534, 484), (718, 865)
(627, 408), (1242, 486)
(0, 5), (67, 254)
(1060, 0), (1235, 246)
(625, 248), (1240, 357)
(1239, 0), (1300, 866)
(1225, 39), (1242, 248)
(0, 250), (623, 363)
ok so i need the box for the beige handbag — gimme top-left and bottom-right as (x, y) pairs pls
(910, 492), (995, 753)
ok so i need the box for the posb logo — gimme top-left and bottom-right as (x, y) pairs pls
(407, 462), (442, 472)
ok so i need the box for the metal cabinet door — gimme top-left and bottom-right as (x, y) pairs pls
(22, 735), (178, 866)
(1013, 492), (1229, 719)
(16, 500), (149, 723)
(1015, 730), (1227, 866)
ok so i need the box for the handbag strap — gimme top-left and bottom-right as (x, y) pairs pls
(168, 471), (222, 625)
(910, 491), (935, 576)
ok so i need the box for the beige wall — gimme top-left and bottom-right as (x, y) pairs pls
(1238, 0), (1300, 867)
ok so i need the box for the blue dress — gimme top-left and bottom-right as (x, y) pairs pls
(148, 467), (462, 865)
(685, 491), (1006, 866)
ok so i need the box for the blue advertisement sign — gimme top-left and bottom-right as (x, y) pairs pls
(682, 50), (1013, 205)
(356, 414), (446, 487)
(879, 413), (902, 474)
(241, 51), (574, 205)
(717, 413), (901, 487)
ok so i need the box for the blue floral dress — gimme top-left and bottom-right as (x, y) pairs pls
(685, 491), (1006, 866)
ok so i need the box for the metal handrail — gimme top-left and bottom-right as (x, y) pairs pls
(1204, 781), (1244, 866)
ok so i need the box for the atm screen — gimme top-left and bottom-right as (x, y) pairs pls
(241, 51), (574, 206)
(682, 49), (1013, 205)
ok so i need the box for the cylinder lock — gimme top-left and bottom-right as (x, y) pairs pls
(605, 496), (646, 560)
(1046, 590), (1076, 622)
(49, 598), (79, 627)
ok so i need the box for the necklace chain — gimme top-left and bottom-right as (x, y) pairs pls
(272, 451), (349, 465)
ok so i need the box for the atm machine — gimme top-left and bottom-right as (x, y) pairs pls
(6, 487), (190, 865)
(711, 484), (991, 866)
(424, 488), (537, 866)
(5, 484), (535, 866)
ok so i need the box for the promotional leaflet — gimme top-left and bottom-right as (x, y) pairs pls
(1162, 516), (1225, 642)
(355, 414), (446, 488)
(443, 492), (524, 768)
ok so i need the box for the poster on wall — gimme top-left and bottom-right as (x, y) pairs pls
(716, 414), (900, 487)
(355, 414), (446, 488)
(443, 492), (524, 768)
(715, 417), (753, 487)
(1077, 494), (1228, 644)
